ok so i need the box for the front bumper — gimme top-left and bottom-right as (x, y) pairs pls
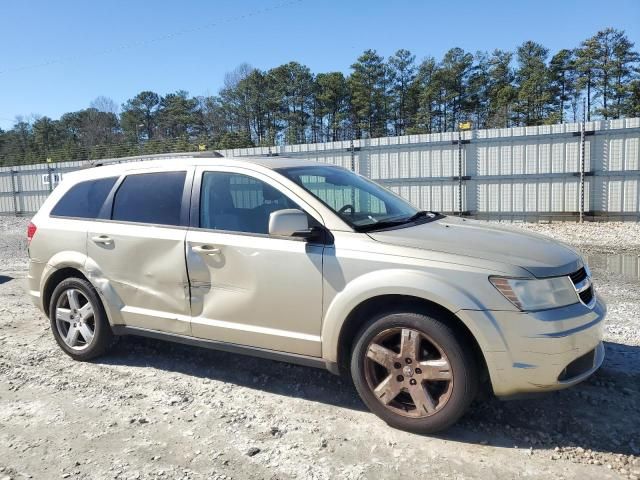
(462, 296), (606, 397)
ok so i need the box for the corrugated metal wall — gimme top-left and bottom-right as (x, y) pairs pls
(1, 118), (639, 220)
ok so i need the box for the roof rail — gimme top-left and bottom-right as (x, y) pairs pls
(85, 150), (224, 168)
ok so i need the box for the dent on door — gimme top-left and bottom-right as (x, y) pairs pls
(186, 230), (324, 356)
(86, 224), (191, 334)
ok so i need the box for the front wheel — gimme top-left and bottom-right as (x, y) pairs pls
(350, 311), (478, 434)
(49, 277), (115, 361)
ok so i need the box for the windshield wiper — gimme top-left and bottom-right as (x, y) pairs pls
(355, 219), (409, 232)
(355, 210), (442, 232)
(406, 210), (443, 222)
(406, 210), (430, 221)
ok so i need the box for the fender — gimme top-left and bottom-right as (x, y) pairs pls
(321, 268), (507, 364)
(42, 252), (125, 326)
(40, 250), (89, 295)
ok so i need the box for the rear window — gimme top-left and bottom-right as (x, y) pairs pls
(111, 171), (186, 226)
(50, 177), (117, 218)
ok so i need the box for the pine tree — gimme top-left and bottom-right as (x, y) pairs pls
(121, 91), (161, 140)
(466, 52), (491, 128)
(575, 37), (600, 121)
(624, 80), (640, 117)
(158, 90), (198, 139)
(514, 41), (552, 125)
(437, 48), (474, 131)
(411, 57), (440, 133)
(486, 50), (517, 128)
(348, 50), (388, 138)
(315, 72), (349, 141)
(549, 49), (579, 123)
(610, 32), (640, 118)
(268, 62), (314, 144)
(388, 49), (417, 135)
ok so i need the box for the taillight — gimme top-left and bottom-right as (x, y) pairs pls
(27, 222), (37, 244)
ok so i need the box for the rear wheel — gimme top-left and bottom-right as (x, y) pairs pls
(350, 311), (478, 434)
(49, 277), (115, 360)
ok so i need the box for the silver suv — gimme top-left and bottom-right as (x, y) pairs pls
(27, 155), (606, 433)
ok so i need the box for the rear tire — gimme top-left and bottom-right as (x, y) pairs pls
(49, 277), (115, 361)
(350, 311), (478, 434)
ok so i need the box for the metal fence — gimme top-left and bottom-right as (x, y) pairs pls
(1, 118), (639, 220)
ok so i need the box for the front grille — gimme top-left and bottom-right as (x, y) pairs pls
(570, 267), (587, 284)
(558, 349), (596, 381)
(579, 286), (594, 305)
(569, 266), (595, 308)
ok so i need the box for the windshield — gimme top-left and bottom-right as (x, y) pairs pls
(277, 165), (439, 231)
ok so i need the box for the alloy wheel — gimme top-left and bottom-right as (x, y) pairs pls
(55, 288), (96, 351)
(363, 327), (454, 417)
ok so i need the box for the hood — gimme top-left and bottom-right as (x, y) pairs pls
(368, 217), (582, 278)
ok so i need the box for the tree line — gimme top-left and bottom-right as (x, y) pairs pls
(1, 28), (638, 166)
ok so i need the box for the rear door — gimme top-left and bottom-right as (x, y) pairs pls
(86, 168), (193, 334)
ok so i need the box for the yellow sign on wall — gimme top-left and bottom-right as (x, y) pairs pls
(459, 121), (472, 131)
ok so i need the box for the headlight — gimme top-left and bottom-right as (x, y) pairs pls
(490, 276), (578, 311)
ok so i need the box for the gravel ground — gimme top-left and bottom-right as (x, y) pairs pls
(1, 217), (639, 480)
(508, 221), (640, 255)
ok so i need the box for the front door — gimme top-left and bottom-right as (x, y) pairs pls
(185, 167), (324, 356)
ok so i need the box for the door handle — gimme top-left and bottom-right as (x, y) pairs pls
(91, 235), (113, 245)
(192, 245), (221, 256)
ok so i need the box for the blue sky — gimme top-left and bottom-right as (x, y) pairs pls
(1, 0), (639, 130)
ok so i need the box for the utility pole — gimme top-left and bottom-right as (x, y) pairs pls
(10, 169), (18, 215)
(350, 138), (356, 172)
(457, 129), (463, 216)
(47, 166), (54, 193)
(456, 121), (472, 216)
(350, 137), (356, 209)
(579, 99), (586, 223)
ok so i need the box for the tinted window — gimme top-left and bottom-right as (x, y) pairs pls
(112, 171), (186, 226)
(200, 172), (299, 234)
(51, 177), (117, 218)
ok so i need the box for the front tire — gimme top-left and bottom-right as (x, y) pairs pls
(350, 311), (478, 434)
(49, 277), (115, 361)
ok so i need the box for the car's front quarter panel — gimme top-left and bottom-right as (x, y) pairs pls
(321, 231), (521, 364)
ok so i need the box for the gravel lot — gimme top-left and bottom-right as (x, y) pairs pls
(1, 217), (639, 480)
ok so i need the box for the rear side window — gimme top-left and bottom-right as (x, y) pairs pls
(50, 177), (117, 218)
(112, 171), (186, 226)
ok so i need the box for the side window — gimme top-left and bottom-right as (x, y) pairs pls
(112, 171), (186, 226)
(200, 172), (300, 234)
(50, 177), (117, 218)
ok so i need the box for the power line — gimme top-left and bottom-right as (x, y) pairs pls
(0, 0), (305, 76)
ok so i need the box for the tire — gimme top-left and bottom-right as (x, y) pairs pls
(350, 311), (478, 434)
(49, 277), (115, 361)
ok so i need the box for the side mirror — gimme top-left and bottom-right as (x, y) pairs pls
(269, 209), (309, 237)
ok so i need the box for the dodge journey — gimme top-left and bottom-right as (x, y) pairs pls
(27, 155), (606, 433)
